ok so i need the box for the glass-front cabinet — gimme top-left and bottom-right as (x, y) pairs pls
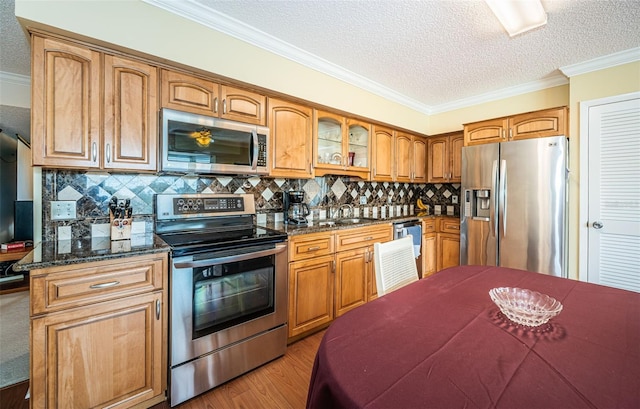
(314, 110), (370, 178)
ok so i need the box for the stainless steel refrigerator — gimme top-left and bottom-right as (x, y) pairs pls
(460, 135), (568, 277)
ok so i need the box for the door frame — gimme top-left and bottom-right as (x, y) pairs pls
(578, 91), (640, 283)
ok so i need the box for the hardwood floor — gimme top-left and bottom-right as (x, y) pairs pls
(0, 329), (325, 409)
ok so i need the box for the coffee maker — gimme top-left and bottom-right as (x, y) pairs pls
(284, 190), (310, 225)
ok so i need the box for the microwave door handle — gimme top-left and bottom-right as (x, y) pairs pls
(174, 243), (287, 269)
(251, 129), (259, 170)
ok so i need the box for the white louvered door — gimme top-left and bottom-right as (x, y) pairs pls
(584, 93), (640, 292)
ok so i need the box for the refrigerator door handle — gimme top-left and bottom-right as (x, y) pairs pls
(500, 159), (507, 237)
(491, 159), (498, 237)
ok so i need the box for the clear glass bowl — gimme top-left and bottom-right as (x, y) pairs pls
(489, 287), (563, 327)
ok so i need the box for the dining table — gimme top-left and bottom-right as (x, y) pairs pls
(306, 265), (640, 409)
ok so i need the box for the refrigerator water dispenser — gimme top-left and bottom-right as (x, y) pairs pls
(464, 189), (491, 220)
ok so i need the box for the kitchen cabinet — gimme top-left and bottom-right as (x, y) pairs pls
(436, 217), (460, 272)
(269, 98), (314, 179)
(314, 110), (370, 179)
(395, 132), (427, 183)
(31, 35), (158, 171)
(422, 219), (437, 278)
(161, 69), (266, 125)
(288, 232), (335, 339)
(427, 131), (463, 183)
(464, 107), (568, 146)
(371, 125), (395, 181)
(287, 224), (392, 341)
(103, 54), (158, 171)
(30, 252), (168, 409)
(334, 224), (392, 316)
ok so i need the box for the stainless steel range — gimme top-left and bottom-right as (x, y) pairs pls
(155, 193), (288, 407)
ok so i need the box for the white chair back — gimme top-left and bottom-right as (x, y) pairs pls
(373, 235), (419, 296)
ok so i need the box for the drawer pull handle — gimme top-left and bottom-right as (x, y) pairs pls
(89, 281), (120, 289)
(307, 246), (320, 251)
(365, 236), (374, 241)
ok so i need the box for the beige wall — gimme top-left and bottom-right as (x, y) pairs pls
(428, 85), (570, 135)
(565, 61), (640, 280)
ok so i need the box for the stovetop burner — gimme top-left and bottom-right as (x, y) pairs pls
(155, 193), (287, 256)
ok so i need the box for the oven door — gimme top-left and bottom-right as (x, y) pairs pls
(170, 242), (288, 366)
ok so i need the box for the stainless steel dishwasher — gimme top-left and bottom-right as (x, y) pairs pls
(392, 219), (423, 277)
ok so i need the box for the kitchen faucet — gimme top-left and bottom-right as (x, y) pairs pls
(332, 204), (354, 219)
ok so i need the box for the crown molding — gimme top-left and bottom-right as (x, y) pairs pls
(560, 47), (640, 77)
(429, 74), (569, 114)
(0, 71), (31, 108)
(142, 0), (431, 113)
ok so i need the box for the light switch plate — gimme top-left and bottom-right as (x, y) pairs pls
(452, 195), (459, 204)
(51, 201), (77, 220)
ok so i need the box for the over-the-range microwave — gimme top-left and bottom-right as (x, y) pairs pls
(161, 108), (269, 175)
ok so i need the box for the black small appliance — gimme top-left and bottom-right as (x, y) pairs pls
(283, 190), (310, 225)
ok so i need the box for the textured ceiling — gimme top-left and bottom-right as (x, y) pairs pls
(2, 0), (640, 114)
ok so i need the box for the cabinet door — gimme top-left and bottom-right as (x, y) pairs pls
(31, 292), (164, 409)
(395, 132), (413, 182)
(437, 233), (460, 272)
(366, 247), (378, 301)
(464, 118), (508, 146)
(269, 98), (314, 178)
(335, 248), (368, 317)
(31, 36), (101, 168)
(161, 69), (218, 116)
(371, 125), (394, 181)
(288, 255), (335, 338)
(449, 132), (464, 182)
(427, 136), (448, 183)
(422, 233), (437, 278)
(347, 119), (370, 172)
(220, 85), (267, 125)
(315, 110), (346, 173)
(104, 55), (158, 171)
(509, 107), (568, 141)
(412, 136), (427, 183)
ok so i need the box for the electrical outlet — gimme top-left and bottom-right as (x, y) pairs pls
(452, 195), (459, 204)
(360, 196), (367, 205)
(51, 201), (77, 220)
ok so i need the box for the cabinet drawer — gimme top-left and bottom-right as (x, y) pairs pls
(289, 232), (335, 261)
(31, 253), (167, 315)
(422, 219), (436, 233)
(335, 224), (392, 252)
(439, 218), (460, 234)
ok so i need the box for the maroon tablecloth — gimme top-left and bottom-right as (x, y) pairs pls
(306, 265), (640, 409)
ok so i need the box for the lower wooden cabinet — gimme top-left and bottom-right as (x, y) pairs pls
(422, 217), (460, 277)
(287, 224), (392, 340)
(30, 253), (168, 409)
(288, 255), (335, 339)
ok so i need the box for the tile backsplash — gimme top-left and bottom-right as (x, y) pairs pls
(42, 170), (460, 240)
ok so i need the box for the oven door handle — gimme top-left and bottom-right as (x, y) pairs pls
(173, 243), (287, 269)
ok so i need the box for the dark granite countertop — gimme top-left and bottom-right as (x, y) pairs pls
(262, 213), (459, 236)
(13, 234), (170, 272)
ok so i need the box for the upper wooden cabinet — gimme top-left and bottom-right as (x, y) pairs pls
(269, 98), (314, 179)
(427, 131), (463, 183)
(31, 35), (158, 171)
(31, 35), (101, 169)
(371, 125), (395, 182)
(314, 110), (370, 179)
(161, 69), (267, 126)
(464, 107), (568, 146)
(395, 132), (427, 183)
(104, 55), (158, 171)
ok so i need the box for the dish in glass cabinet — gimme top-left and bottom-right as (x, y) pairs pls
(489, 287), (563, 327)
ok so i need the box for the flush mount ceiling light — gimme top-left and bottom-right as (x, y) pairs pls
(485, 0), (547, 37)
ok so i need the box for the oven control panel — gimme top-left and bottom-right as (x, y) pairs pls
(174, 197), (244, 214)
(156, 193), (255, 220)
